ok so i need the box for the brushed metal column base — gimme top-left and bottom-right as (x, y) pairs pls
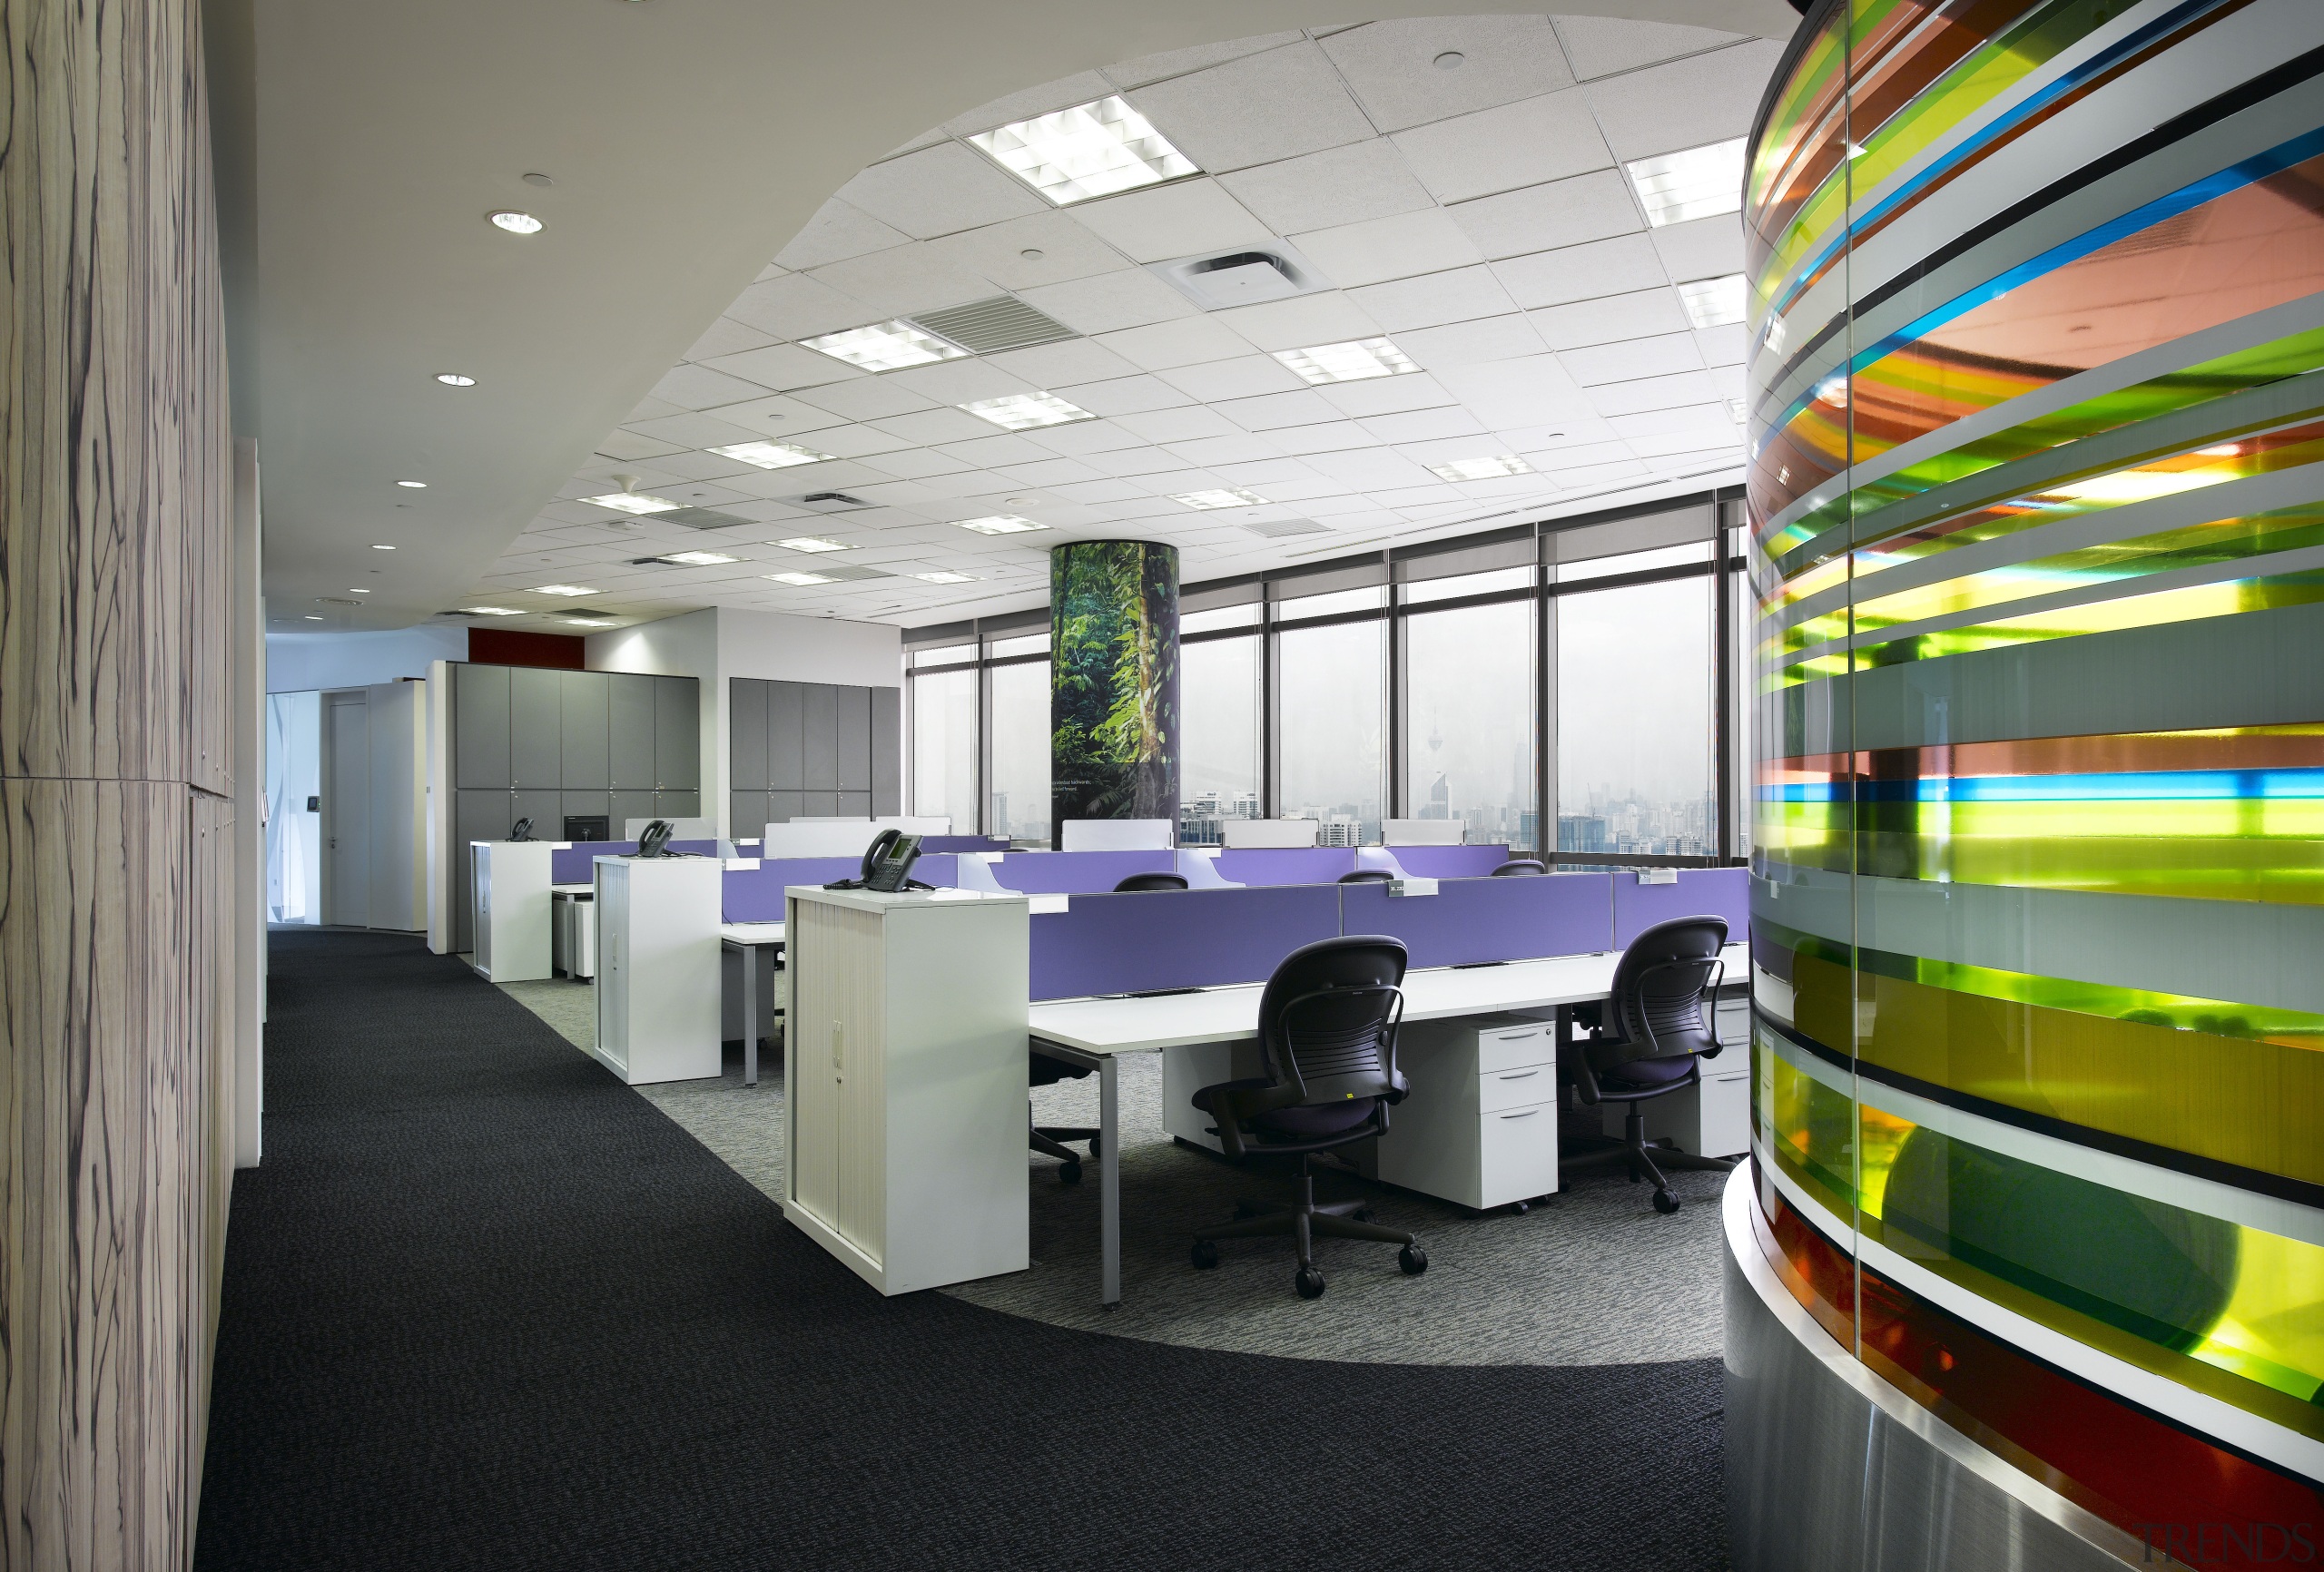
(1722, 1164), (2146, 1571)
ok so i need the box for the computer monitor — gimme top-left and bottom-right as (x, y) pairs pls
(563, 814), (610, 843)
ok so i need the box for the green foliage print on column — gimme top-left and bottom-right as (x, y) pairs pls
(1050, 540), (1180, 840)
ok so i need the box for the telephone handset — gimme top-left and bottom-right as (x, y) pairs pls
(860, 827), (902, 883)
(825, 828), (930, 891)
(508, 817), (535, 842)
(635, 820), (675, 859)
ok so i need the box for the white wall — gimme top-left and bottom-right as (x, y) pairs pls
(586, 607), (902, 838)
(267, 625), (467, 693)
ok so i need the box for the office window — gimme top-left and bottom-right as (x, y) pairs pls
(1179, 634), (1260, 843)
(1405, 597), (1536, 850)
(911, 666), (977, 826)
(1277, 617), (1385, 844)
(987, 658), (1050, 845)
(1558, 574), (1714, 857)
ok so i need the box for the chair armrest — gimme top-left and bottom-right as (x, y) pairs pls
(1569, 1051), (1605, 1107)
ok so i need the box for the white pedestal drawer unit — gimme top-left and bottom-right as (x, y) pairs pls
(1366, 1015), (1563, 1212)
(783, 887), (1029, 1295)
(593, 855), (722, 1085)
(470, 840), (555, 982)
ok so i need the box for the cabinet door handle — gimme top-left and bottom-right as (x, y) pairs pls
(1498, 1068), (1540, 1081)
(1499, 1108), (1539, 1120)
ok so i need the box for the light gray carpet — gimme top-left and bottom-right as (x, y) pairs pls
(497, 975), (1728, 1368)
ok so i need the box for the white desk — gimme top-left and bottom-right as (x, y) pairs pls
(719, 921), (784, 1088)
(1025, 941), (1749, 1309)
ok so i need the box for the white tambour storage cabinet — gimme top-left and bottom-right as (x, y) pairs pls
(593, 855), (721, 1085)
(783, 886), (1029, 1295)
(470, 840), (555, 981)
(1365, 1015), (1563, 1213)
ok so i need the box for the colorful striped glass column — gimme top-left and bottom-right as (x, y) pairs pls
(1743, 0), (2324, 1557)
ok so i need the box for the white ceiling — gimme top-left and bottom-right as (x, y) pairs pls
(246, 0), (1797, 637)
(469, 17), (1784, 632)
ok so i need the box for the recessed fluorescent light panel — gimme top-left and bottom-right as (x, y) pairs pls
(585, 491), (679, 515)
(462, 605), (523, 616)
(967, 95), (1197, 204)
(712, 440), (835, 470)
(532, 585), (597, 596)
(765, 571), (836, 586)
(913, 571), (980, 584)
(655, 550), (737, 565)
(773, 536), (848, 554)
(802, 320), (967, 372)
(1425, 456), (1532, 482)
(1728, 398), (1749, 425)
(1273, 338), (1419, 386)
(1173, 487), (1265, 509)
(1678, 274), (1748, 330)
(960, 392), (1093, 430)
(953, 516), (1047, 535)
(1625, 138), (1747, 228)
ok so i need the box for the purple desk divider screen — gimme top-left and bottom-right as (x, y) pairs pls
(1211, 848), (1356, 886)
(1390, 844), (1512, 879)
(1611, 868), (1750, 948)
(1029, 885), (1343, 1000)
(719, 855), (961, 922)
(994, 850), (1176, 894)
(1337, 872), (1613, 968)
(923, 835), (1008, 853)
(552, 841), (634, 882)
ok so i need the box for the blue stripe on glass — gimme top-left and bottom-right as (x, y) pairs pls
(1763, 770), (2324, 802)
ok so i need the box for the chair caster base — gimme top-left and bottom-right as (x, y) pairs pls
(1295, 1267), (1326, 1300)
(1399, 1243), (1428, 1276)
(1059, 1160), (1081, 1184)
(1192, 1239), (1219, 1269)
(1652, 1189), (1681, 1214)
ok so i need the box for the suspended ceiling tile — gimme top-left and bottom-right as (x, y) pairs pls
(1551, 15), (1745, 80)
(1165, 432), (1285, 467)
(1346, 264), (1517, 334)
(940, 69), (1117, 138)
(1212, 291), (1384, 353)
(773, 200), (914, 272)
(645, 450), (763, 484)
(1581, 41), (1791, 162)
(990, 457), (1109, 487)
(1153, 354), (1310, 402)
(1094, 315), (1255, 372)
(648, 362), (782, 412)
(866, 407), (1002, 446)
(1046, 373), (1195, 418)
(1101, 33), (1306, 92)
(1432, 355), (1594, 428)
(801, 423), (920, 460)
(1696, 324), (1748, 368)
(625, 394), (687, 424)
(979, 338), (1133, 389)
(1314, 371), (1454, 419)
(1290, 207), (1484, 290)
(1608, 402), (1735, 441)
(1359, 406), (1489, 443)
(1319, 17), (1576, 133)
(1561, 331), (1706, 387)
(934, 432), (1055, 467)
(682, 316), (780, 363)
(701, 394), (853, 442)
(726, 270), (881, 341)
(1083, 446), (1196, 478)
(1392, 91), (1613, 205)
(1213, 388), (1343, 431)
(1302, 447), (1439, 488)
(1589, 369), (1721, 418)
(1216, 140), (1436, 237)
(808, 243), (998, 320)
(1049, 477), (1154, 505)
(1019, 418), (1152, 457)
(623, 410), (773, 448)
(1070, 179), (1277, 264)
(1650, 212), (1747, 286)
(928, 211), (1131, 292)
(838, 142), (1050, 240)
(1123, 42), (1375, 174)
(788, 378), (943, 423)
(1016, 269), (1196, 336)
(1524, 287), (1692, 349)
(1492, 233), (1668, 309)
(592, 429), (689, 463)
(1443, 169), (1643, 262)
(880, 356), (1038, 403)
(695, 343), (861, 395)
(1393, 313), (1549, 368)
(1115, 404), (1243, 443)
(1265, 420), (1377, 456)
(852, 446), (978, 480)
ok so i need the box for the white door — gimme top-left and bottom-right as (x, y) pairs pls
(324, 692), (370, 927)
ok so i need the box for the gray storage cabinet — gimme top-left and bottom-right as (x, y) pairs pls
(729, 677), (900, 836)
(446, 663), (702, 952)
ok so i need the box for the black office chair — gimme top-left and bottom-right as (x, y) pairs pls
(1559, 914), (1738, 1213)
(1338, 869), (1394, 884)
(1491, 859), (1546, 876)
(1114, 871), (1189, 892)
(1189, 935), (1427, 1298)
(1029, 1047), (1100, 1183)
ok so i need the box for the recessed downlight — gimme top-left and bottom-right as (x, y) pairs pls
(531, 585), (597, 596)
(303, 614), (324, 620)
(435, 373), (477, 386)
(1433, 51), (1465, 68)
(489, 210), (545, 234)
(396, 479), (428, 488)
(348, 587), (371, 594)
(370, 543), (397, 550)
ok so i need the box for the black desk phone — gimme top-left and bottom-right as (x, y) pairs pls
(826, 828), (930, 892)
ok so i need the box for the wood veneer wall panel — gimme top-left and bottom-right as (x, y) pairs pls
(0, 0), (236, 1566)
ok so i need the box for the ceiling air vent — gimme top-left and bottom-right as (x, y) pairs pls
(652, 506), (756, 531)
(316, 595), (364, 605)
(905, 296), (1077, 355)
(1151, 241), (1330, 309)
(1241, 517), (1331, 538)
(781, 491), (877, 514)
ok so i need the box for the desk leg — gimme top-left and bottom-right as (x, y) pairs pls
(743, 946), (759, 1089)
(1099, 1056), (1120, 1311)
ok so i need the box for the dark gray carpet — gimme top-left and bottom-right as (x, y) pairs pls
(196, 930), (1728, 1571)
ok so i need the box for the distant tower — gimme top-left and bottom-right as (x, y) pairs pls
(1423, 719), (1449, 819)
